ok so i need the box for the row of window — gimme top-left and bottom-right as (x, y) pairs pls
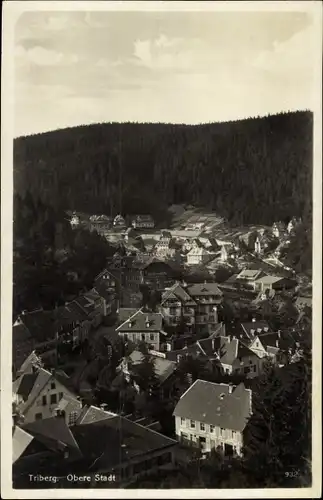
(234, 365), (257, 374)
(40, 390), (64, 406)
(123, 332), (156, 342)
(180, 418), (236, 438)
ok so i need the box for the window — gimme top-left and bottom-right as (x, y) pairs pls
(244, 366), (250, 374)
(141, 334), (145, 341)
(253, 365), (257, 372)
(181, 432), (188, 442)
(69, 411), (78, 426)
(150, 333), (155, 341)
(190, 420), (195, 429)
(181, 417), (186, 425)
(200, 422), (205, 432)
(210, 425), (215, 433)
(124, 333), (128, 341)
(220, 428), (225, 435)
(42, 395), (47, 406)
(35, 413), (42, 420)
(50, 394), (57, 405)
(51, 382), (56, 390)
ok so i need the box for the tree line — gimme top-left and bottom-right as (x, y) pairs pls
(13, 192), (115, 316)
(14, 111), (313, 227)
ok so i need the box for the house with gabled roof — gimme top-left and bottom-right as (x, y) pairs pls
(186, 239), (213, 266)
(114, 349), (177, 399)
(160, 281), (222, 337)
(13, 366), (78, 424)
(116, 309), (166, 351)
(131, 214), (155, 229)
(254, 275), (297, 293)
(160, 282), (197, 332)
(235, 268), (267, 290)
(173, 380), (252, 456)
(14, 414), (177, 488)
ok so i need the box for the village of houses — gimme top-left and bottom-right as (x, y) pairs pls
(12, 205), (312, 487)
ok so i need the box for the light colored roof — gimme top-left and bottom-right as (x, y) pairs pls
(162, 283), (196, 305)
(16, 351), (42, 376)
(76, 405), (117, 425)
(254, 275), (283, 284)
(128, 350), (176, 383)
(187, 246), (209, 256)
(12, 426), (34, 463)
(57, 395), (82, 415)
(236, 269), (263, 280)
(187, 283), (223, 297)
(169, 230), (202, 238)
(173, 380), (252, 432)
(295, 296), (312, 308)
(116, 309), (163, 332)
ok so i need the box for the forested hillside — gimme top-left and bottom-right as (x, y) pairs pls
(14, 111), (313, 226)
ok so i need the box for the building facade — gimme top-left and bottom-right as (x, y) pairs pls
(174, 380), (252, 457)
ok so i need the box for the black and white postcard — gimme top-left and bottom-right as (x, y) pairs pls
(1, 1), (322, 498)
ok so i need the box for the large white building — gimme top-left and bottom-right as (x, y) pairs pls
(173, 380), (252, 457)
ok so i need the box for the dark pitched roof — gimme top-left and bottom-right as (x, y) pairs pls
(116, 310), (163, 332)
(65, 301), (89, 322)
(71, 416), (176, 469)
(14, 373), (38, 400)
(19, 310), (59, 343)
(93, 283), (116, 302)
(13, 323), (32, 342)
(117, 308), (138, 325)
(187, 282), (223, 297)
(162, 283), (196, 305)
(23, 417), (81, 454)
(258, 331), (294, 352)
(241, 320), (271, 338)
(173, 380), (252, 431)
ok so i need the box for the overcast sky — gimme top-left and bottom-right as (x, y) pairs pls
(14, 8), (317, 137)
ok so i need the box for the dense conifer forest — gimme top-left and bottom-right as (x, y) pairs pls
(14, 111), (313, 227)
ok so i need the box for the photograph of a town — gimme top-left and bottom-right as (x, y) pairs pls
(8, 2), (320, 494)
